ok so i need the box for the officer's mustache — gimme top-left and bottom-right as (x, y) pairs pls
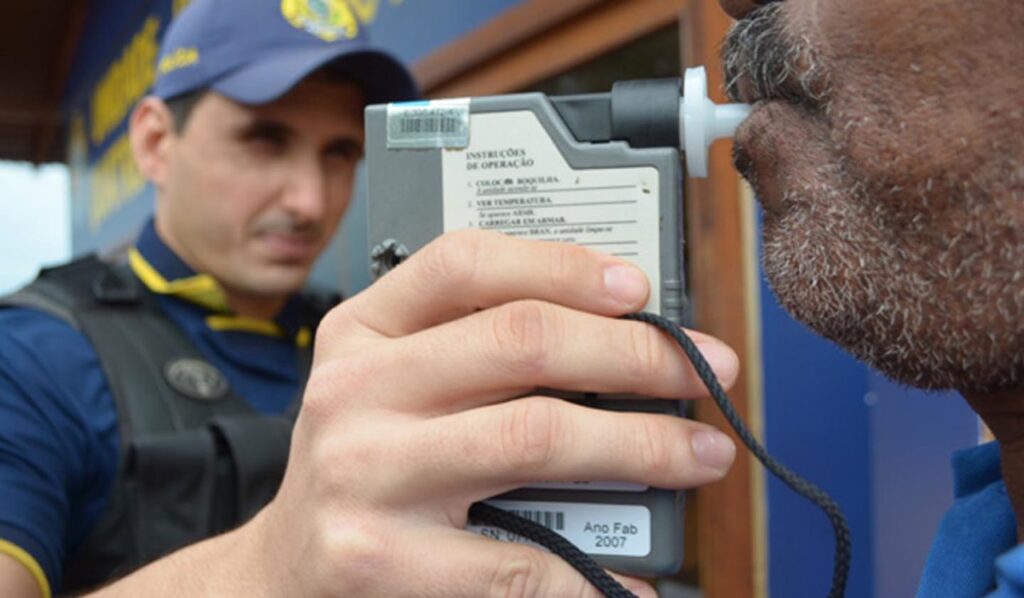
(251, 215), (323, 240)
(720, 3), (831, 111)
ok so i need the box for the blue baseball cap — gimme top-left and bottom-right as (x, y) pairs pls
(153, 0), (418, 105)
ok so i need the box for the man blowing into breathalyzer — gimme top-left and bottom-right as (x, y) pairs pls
(721, 0), (1023, 595)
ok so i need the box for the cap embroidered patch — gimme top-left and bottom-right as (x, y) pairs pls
(281, 0), (358, 42)
(158, 47), (200, 75)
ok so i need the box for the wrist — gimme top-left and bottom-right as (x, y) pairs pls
(212, 509), (278, 598)
(85, 510), (279, 598)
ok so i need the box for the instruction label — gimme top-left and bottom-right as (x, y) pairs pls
(441, 111), (661, 313)
(468, 500), (651, 557)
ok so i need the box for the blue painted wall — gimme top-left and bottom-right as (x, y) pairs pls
(759, 268), (874, 598)
(868, 375), (977, 598)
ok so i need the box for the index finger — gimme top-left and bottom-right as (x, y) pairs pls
(339, 229), (651, 338)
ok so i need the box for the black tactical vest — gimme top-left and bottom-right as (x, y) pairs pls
(1, 255), (330, 592)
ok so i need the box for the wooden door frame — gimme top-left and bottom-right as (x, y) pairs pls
(412, 2), (765, 596)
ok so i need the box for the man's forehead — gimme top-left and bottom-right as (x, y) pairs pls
(201, 79), (365, 128)
(256, 78), (365, 117)
(266, 77), (366, 109)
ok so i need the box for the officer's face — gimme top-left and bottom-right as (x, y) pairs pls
(154, 78), (364, 299)
(720, 0), (1024, 391)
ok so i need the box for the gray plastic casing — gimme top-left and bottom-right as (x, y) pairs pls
(365, 93), (688, 577)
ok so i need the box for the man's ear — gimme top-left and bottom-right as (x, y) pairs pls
(129, 96), (177, 187)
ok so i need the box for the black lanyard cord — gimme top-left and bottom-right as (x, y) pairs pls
(470, 311), (851, 598)
(469, 502), (639, 598)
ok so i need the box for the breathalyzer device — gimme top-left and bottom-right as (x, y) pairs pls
(364, 66), (750, 576)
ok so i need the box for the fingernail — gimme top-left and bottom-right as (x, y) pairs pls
(691, 430), (736, 471)
(603, 265), (647, 306)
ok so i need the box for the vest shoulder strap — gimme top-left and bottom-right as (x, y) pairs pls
(1, 254), (252, 435)
(4, 256), (301, 590)
(0, 254), (116, 328)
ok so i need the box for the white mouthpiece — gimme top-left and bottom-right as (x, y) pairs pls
(680, 67), (751, 177)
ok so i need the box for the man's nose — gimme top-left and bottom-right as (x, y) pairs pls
(719, 0), (781, 20)
(281, 158), (328, 221)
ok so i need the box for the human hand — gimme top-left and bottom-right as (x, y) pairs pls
(252, 229), (739, 597)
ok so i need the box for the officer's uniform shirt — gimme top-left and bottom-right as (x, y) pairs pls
(0, 219), (315, 596)
(918, 441), (1022, 597)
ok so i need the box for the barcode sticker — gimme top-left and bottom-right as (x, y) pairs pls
(504, 508), (566, 531)
(467, 500), (651, 557)
(387, 98), (470, 149)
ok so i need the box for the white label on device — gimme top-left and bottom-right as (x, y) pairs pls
(441, 111), (661, 313)
(468, 500), (651, 557)
(387, 98), (470, 149)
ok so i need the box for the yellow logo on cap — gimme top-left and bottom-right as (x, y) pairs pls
(158, 47), (200, 75)
(281, 0), (358, 42)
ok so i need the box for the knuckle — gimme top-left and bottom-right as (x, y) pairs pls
(635, 416), (677, 481)
(546, 242), (591, 286)
(489, 547), (550, 598)
(301, 355), (382, 421)
(315, 301), (351, 337)
(423, 228), (490, 290)
(625, 321), (670, 381)
(311, 301), (390, 368)
(320, 519), (394, 590)
(311, 302), (360, 353)
(491, 301), (558, 376)
(499, 397), (565, 472)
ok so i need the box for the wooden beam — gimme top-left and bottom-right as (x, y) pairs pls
(414, 0), (607, 93)
(415, 0), (686, 98)
(681, 2), (762, 597)
(0, 105), (60, 126)
(31, 0), (88, 164)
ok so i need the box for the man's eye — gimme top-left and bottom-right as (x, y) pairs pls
(248, 131), (287, 149)
(324, 140), (364, 162)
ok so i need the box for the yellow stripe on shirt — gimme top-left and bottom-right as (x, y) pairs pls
(294, 326), (312, 349)
(128, 248), (230, 313)
(206, 316), (312, 348)
(130, 248), (312, 346)
(205, 315), (284, 337)
(0, 539), (51, 598)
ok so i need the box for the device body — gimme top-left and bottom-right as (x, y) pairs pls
(363, 71), (748, 575)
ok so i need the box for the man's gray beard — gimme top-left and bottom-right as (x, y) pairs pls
(723, 5), (1024, 392)
(762, 167), (1023, 392)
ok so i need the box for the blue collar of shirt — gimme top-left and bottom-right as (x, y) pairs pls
(953, 441), (1004, 498)
(134, 219), (198, 283)
(917, 441), (1018, 598)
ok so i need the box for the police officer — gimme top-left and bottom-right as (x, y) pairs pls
(0, 1), (743, 597)
(0, 0), (422, 594)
